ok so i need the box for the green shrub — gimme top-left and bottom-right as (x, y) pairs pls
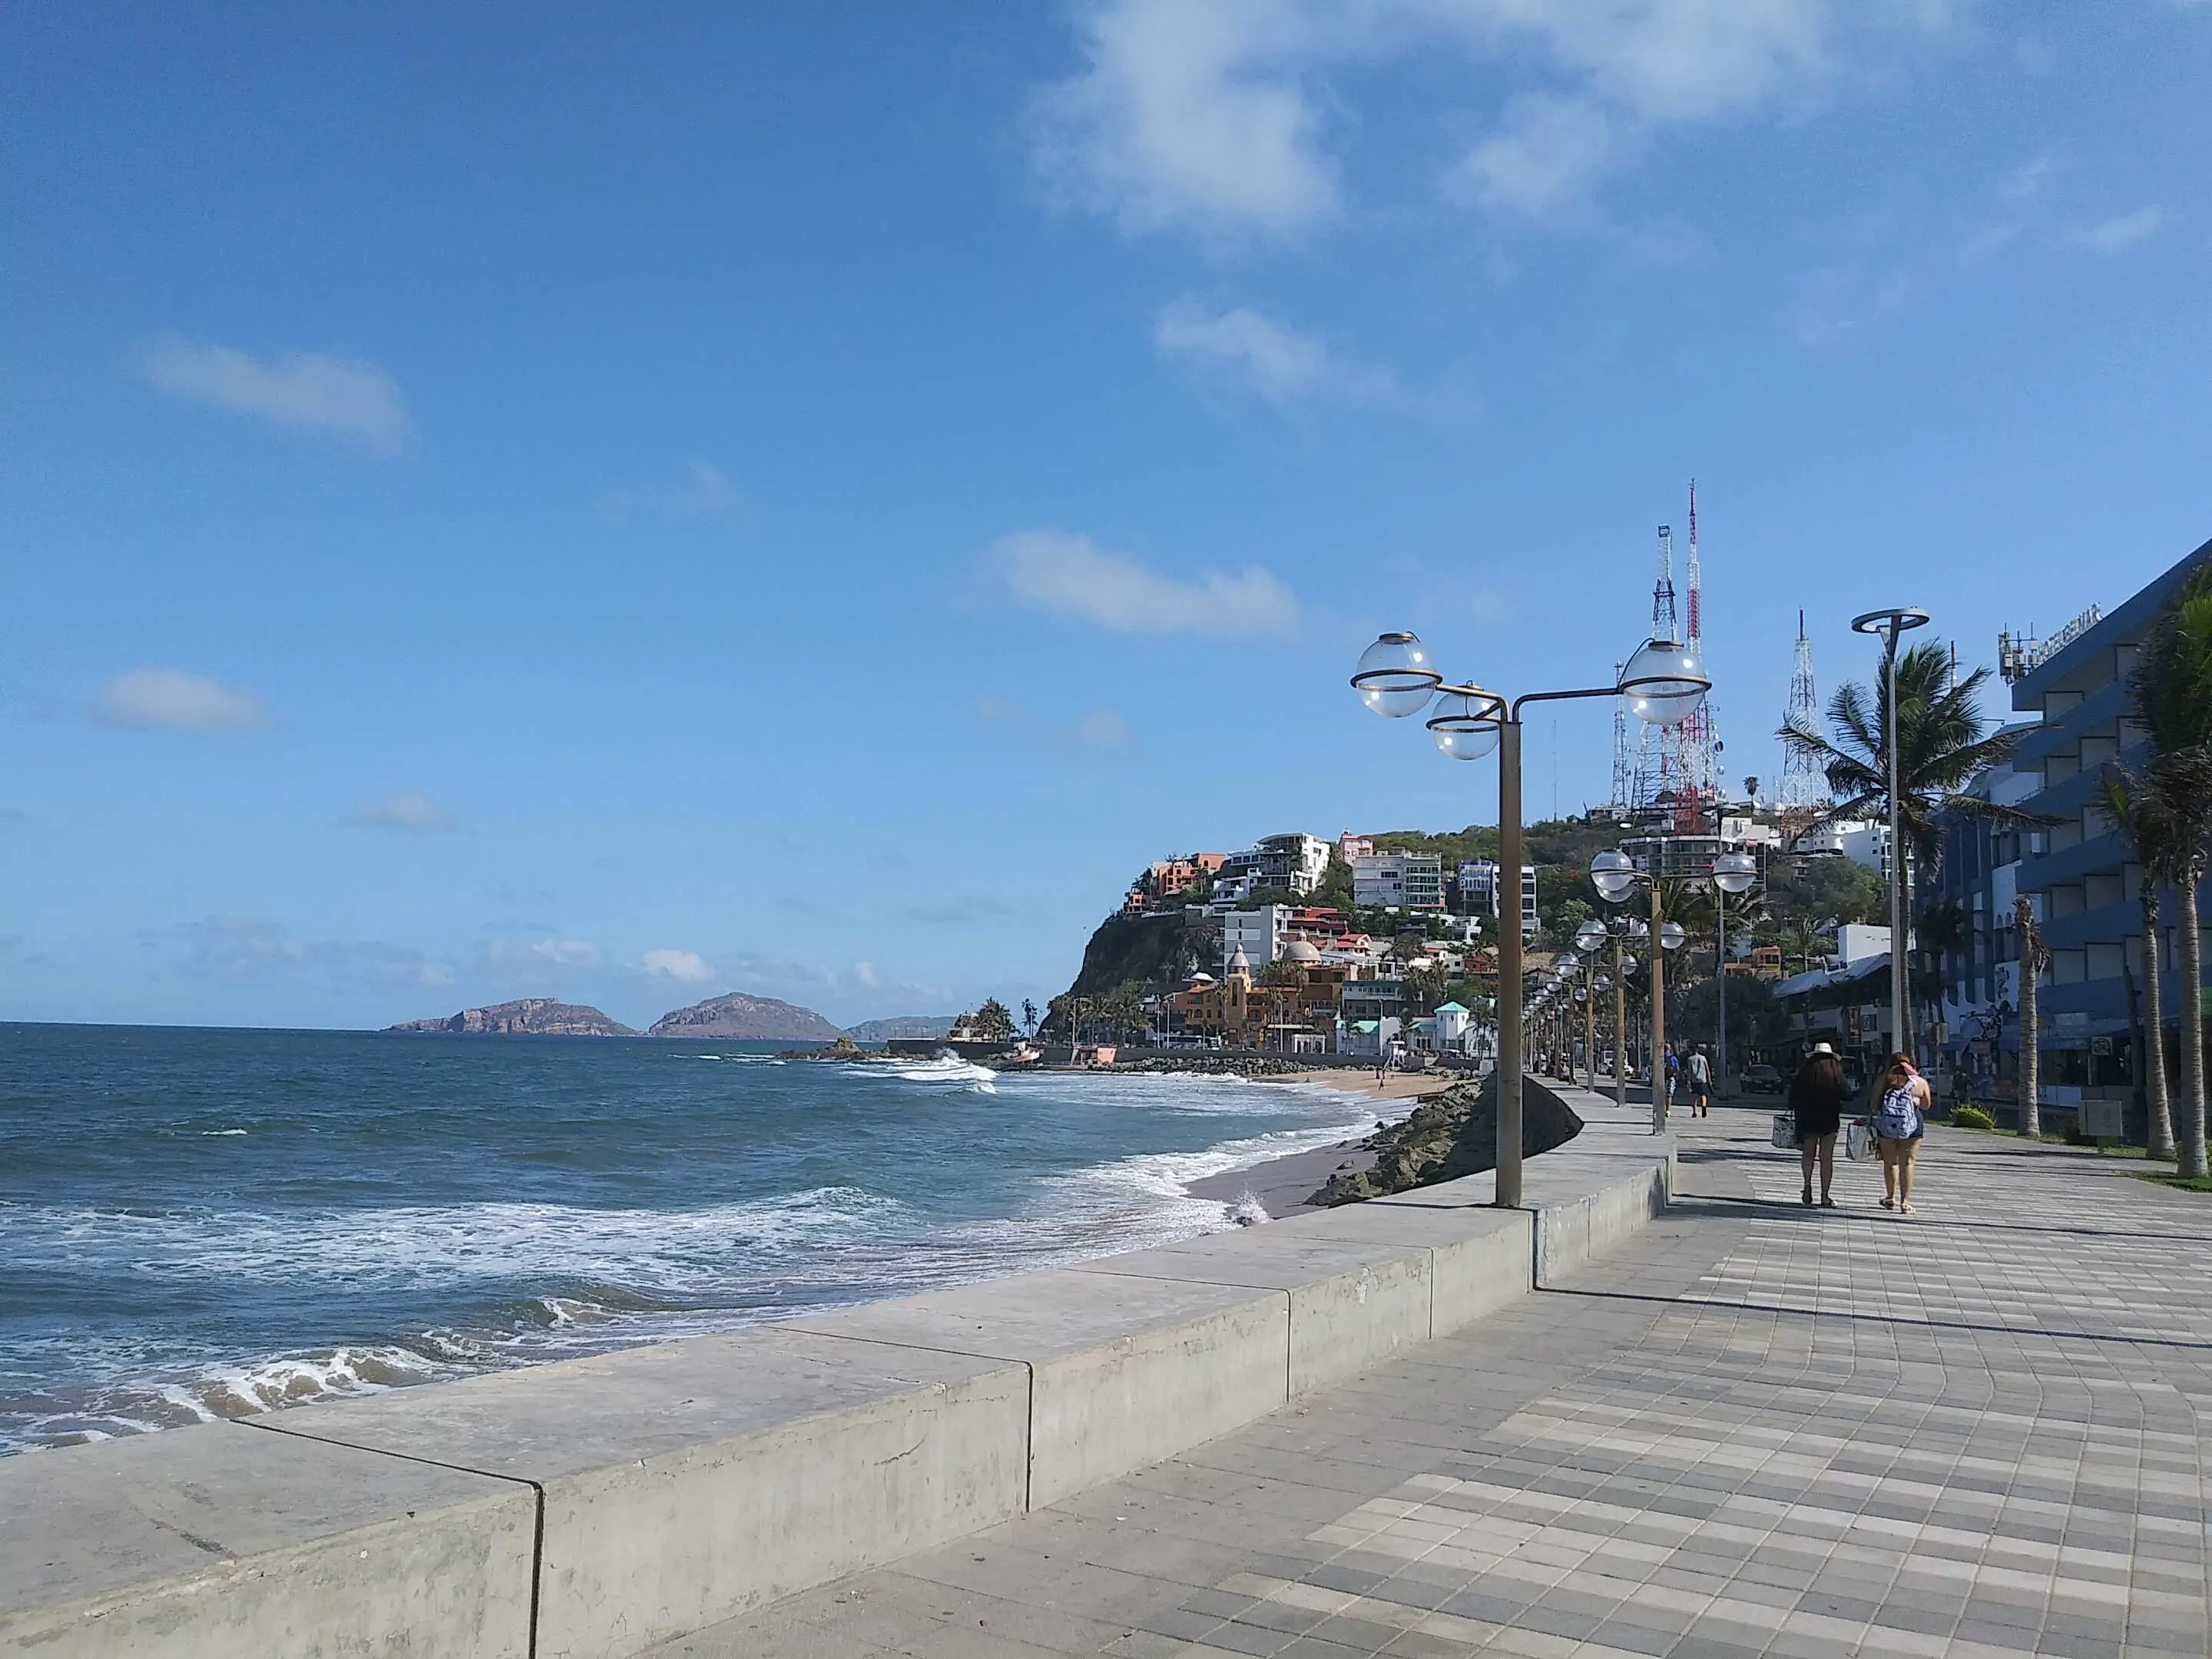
(1952, 1104), (1997, 1131)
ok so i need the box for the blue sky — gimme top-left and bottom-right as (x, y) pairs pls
(3, 2), (2207, 1030)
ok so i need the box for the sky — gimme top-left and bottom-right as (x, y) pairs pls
(3, 2), (2209, 1031)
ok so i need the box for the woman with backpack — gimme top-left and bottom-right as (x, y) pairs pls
(1787, 1042), (1849, 1208)
(1872, 1051), (1933, 1214)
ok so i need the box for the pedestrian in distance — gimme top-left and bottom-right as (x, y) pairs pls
(1686, 1046), (1712, 1118)
(1871, 1051), (1932, 1214)
(1788, 1041), (1849, 1208)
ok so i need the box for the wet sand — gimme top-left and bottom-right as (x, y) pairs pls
(1187, 1070), (1462, 1219)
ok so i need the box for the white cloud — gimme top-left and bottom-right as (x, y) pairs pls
(486, 936), (604, 970)
(991, 528), (1297, 635)
(601, 460), (743, 523)
(173, 916), (445, 988)
(2069, 205), (2165, 253)
(1454, 93), (1616, 217)
(641, 948), (714, 982)
(1153, 299), (1389, 402)
(349, 793), (460, 834)
(1035, 0), (1339, 240)
(1035, 0), (1958, 236)
(93, 667), (267, 733)
(972, 695), (1024, 723)
(1058, 709), (1134, 752)
(142, 336), (408, 452)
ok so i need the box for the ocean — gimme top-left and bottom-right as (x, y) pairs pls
(0, 1022), (1380, 1455)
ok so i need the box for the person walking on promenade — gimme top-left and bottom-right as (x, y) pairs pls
(1686, 1047), (1713, 1118)
(1872, 1051), (1932, 1214)
(1789, 1041), (1849, 1208)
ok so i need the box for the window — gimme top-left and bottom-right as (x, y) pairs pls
(2051, 949), (2086, 984)
(2087, 942), (2127, 982)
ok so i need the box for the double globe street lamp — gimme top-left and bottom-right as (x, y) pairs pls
(1707, 849), (1760, 1099)
(1591, 850), (1687, 1130)
(1353, 631), (1708, 1205)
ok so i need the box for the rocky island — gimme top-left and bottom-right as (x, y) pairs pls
(647, 992), (844, 1041)
(386, 998), (638, 1037)
(843, 1015), (956, 1042)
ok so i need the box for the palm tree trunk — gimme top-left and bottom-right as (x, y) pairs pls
(2177, 864), (2208, 1180)
(2142, 884), (2174, 1162)
(2015, 894), (2041, 1138)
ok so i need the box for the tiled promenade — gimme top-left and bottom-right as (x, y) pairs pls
(649, 1105), (2211, 1659)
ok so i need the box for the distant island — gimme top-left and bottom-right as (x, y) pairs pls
(645, 992), (845, 1041)
(843, 1015), (956, 1042)
(387, 998), (639, 1037)
(387, 991), (926, 1042)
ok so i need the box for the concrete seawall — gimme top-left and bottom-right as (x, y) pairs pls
(0, 1084), (1668, 1659)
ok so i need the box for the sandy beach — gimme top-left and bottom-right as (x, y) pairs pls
(1187, 1069), (1459, 1220)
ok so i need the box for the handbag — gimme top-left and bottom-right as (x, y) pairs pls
(1770, 1111), (1796, 1149)
(1846, 1120), (1876, 1161)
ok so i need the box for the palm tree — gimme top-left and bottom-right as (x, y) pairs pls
(2014, 894), (2051, 1137)
(2134, 562), (2212, 1177)
(1780, 641), (2048, 1051)
(2098, 767), (2177, 1161)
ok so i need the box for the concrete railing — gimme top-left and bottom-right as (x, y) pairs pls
(0, 1088), (1670, 1659)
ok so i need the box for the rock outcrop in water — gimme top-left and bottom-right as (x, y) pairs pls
(387, 998), (638, 1037)
(1314, 1072), (1582, 1204)
(648, 992), (843, 1041)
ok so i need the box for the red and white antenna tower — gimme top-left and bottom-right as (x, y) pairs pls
(1672, 481), (1721, 829)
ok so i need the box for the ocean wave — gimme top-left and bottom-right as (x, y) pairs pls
(2, 1066), (1381, 1452)
(9, 1185), (916, 1289)
(891, 1055), (1000, 1085)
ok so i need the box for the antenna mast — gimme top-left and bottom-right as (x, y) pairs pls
(1778, 608), (1826, 819)
(1674, 480), (1720, 829)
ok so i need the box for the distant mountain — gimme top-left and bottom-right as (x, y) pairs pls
(388, 998), (637, 1037)
(844, 1015), (958, 1042)
(647, 992), (843, 1041)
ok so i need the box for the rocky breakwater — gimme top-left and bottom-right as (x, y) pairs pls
(1315, 1072), (1583, 1204)
(1111, 1054), (1311, 1078)
(386, 998), (637, 1036)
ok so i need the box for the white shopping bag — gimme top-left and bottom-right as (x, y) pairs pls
(1846, 1120), (1876, 1161)
(1770, 1112), (1796, 1149)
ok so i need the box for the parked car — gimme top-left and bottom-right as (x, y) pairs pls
(1741, 1064), (1783, 1094)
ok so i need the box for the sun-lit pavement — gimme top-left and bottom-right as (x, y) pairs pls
(648, 1100), (2212, 1659)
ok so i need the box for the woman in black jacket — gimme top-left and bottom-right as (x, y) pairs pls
(1788, 1042), (1849, 1208)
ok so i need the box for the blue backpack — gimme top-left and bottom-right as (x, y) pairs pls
(1874, 1083), (1923, 1140)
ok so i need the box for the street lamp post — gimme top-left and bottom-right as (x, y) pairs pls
(1711, 849), (1760, 1098)
(1353, 631), (1707, 1205)
(1592, 849), (1687, 1130)
(1851, 608), (1930, 1065)
(1575, 918), (1610, 1094)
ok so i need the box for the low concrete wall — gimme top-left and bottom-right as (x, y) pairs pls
(0, 1419), (535, 1659)
(790, 1269), (1290, 1509)
(1270, 1201), (1533, 1336)
(1, 1084), (1672, 1659)
(267, 1328), (1029, 1659)
(1529, 1146), (1674, 1289)
(1071, 1229), (1433, 1396)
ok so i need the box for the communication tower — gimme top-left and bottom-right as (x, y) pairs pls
(1777, 608), (1826, 815)
(1673, 481), (1720, 828)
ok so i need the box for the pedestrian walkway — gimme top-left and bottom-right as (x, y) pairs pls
(647, 1107), (2212, 1659)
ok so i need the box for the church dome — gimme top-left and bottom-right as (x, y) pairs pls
(1282, 939), (1322, 963)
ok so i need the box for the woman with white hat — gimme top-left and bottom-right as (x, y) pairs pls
(1787, 1041), (1849, 1207)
